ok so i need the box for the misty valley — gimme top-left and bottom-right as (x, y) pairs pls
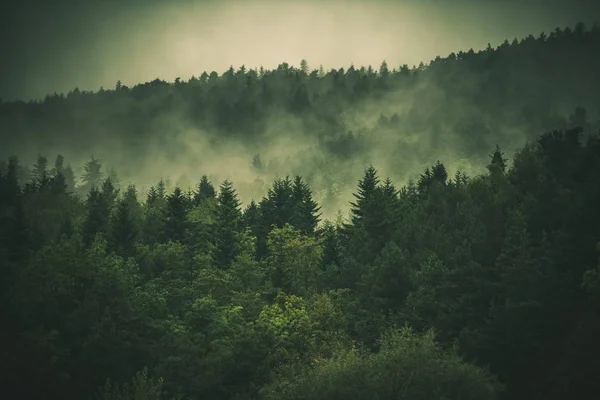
(2, 22), (600, 400)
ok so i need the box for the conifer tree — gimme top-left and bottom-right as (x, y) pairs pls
(241, 199), (261, 237)
(348, 165), (379, 227)
(212, 180), (241, 268)
(81, 156), (103, 190)
(488, 145), (508, 174)
(31, 155), (49, 187)
(82, 187), (109, 246)
(142, 184), (166, 244)
(49, 170), (68, 196)
(156, 179), (167, 199)
(63, 164), (76, 193)
(291, 176), (321, 234)
(101, 177), (119, 213)
(431, 161), (448, 184)
(165, 187), (189, 243)
(260, 177), (295, 229)
(52, 155), (64, 176)
(110, 196), (139, 257)
(194, 175), (216, 204)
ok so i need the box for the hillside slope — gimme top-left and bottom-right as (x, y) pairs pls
(1, 23), (599, 215)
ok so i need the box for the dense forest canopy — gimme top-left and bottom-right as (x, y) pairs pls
(1, 22), (600, 400)
(1, 22), (600, 217)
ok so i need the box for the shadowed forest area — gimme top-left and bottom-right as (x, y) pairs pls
(1, 23), (600, 400)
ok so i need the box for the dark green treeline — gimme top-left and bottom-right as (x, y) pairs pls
(2, 23), (600, 218)
(1, 125), (600, 400)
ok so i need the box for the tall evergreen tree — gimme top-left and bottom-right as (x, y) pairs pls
(291, 176), (321, 234)
(347, 165), (379, 227)
(110, 196), (139, 257)
(194, 175), (216, 204)
(165, 187), (189, 243)
(52, 155), (64, 176)
(81, 156), (103, 190)
(213, 180), (241, 268)
(101, 177), (119, 213)
(63, 164), (76, 193)
(82, 187), (109, 246)
(488, 145), (508, 174)
(31, 155), (49, 187)
(241, 199), (261, 238)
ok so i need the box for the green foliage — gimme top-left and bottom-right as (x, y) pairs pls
(265, 224), (323, 296)
(3, 24), (600, 400)
(213, 180), (242, 268)
(97, 368), (167, 400)
(259, 327), (502, 400)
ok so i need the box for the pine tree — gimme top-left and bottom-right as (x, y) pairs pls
(52, 155), (64, 176)
(213, 180), (241, 268)
(107, 167), (121, 191)
(123, 184), (143, 224)
(49, 171), (68, 196)
(242, 199), (261, 237)
(319, 220), (341, 269)
(194, 175), (216, 204)
(348, 165), (379, 226)
(156, 179), (167, 199)
(165, 187), (189, 243)
(63, 164), (76, 193)
(291, 176), (321, 234)
(488, 145), (508, 174)
(31, 155), (49, 187)
(260, 177), (295, 229)
(82, 187), (109, 246)
(146, 186), (159, 207)
(300, 59), (309, 75)
(431, 161), (448, 184)
(101, 177), (119, 213)
(142, 185), (166, 244)
(81, 156), (103, 190)
(110, 197), (139, 257)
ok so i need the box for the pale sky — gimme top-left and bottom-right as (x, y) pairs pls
(1, 0), (599, 101)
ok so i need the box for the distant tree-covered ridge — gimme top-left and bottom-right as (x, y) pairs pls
(1, 23), (599, 217)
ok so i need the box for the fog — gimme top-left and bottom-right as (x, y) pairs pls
(1, 0), (600, 219)
(1, 0), (599, 100)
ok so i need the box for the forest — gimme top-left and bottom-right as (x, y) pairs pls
(1, 22), (600, 400)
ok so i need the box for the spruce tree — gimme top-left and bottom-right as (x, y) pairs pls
(82, 187), (109, 246)
(431, 161), (448, 184)
(101, 177), (119, 213)
(165, 187), (189, 243)
(52, 154), (65, 176)
(194, 175), (216, 204)
(291, 176), (321, 234)
(31, 155), (49, 187)
(348, 165), (379, 227)
(488, 145), (508, 174)
(260, 177), (295, 229)
(213, 180), (241, 268)
(242, 199), (261, 237)
(63, 164), (76, 193)
(81, 156), (103, 190)
(110, 197), (138, 257)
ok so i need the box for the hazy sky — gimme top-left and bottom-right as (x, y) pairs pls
(1, 0), (599, 101)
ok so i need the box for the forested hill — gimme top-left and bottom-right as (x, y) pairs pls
(2, 126), (600, 400)
(1, 23), (600, 216)
(2, 21), (600, 400)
